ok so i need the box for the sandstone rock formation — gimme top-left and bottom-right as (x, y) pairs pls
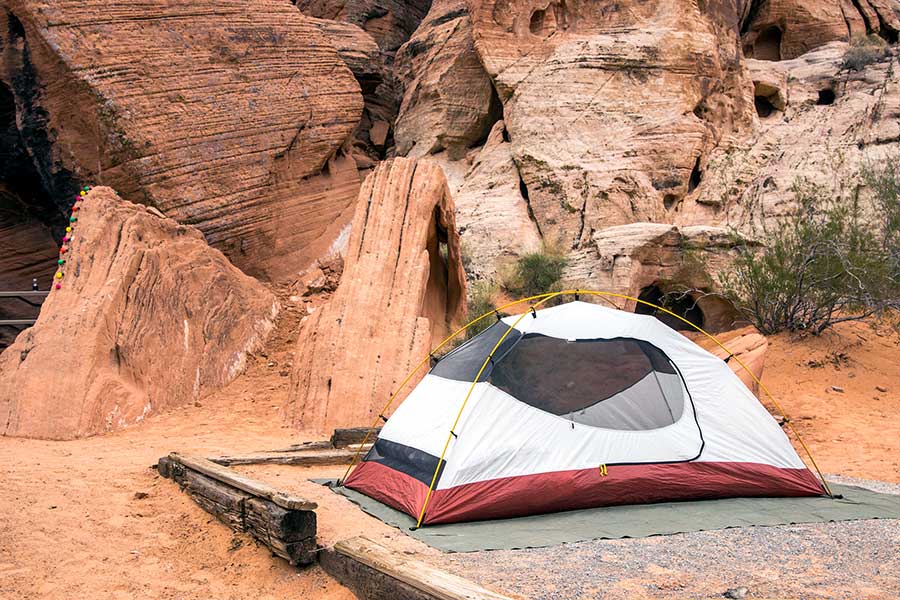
(468, 0), (756, 252)
(741, 0), (900, 61)
(393, 0), (501, 159)
(567, 223), (747, 332)
(295, 0), (432, 54)
(445, 121), (542, 280)
(0, 0), (363, 280)
(691, 325), (768, 395)
(294, 0), (433, 165)
(0, 187), (277, 439)
(288, 158), (466, 433)
(682, 41), (900, 235)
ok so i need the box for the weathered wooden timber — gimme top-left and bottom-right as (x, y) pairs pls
(209, 446), (371, 467)
(330, 426), (381, 448)
(320, 536), (515, 600)
(159, 453), (318, 565)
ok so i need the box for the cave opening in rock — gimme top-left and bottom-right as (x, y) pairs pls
(817, 89), (835, 105)
(529, 9), (546, 35)
(635, 285), (704, 331)
(663, 194), (678, 211)
(688, 157), (703, 193)
(754, 94), (777, 118)
(754, 26), (783, 61)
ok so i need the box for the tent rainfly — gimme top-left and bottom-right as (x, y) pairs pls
(343, 300), (826, 526)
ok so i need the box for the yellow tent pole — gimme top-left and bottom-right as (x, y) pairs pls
(414, 291), (567, 527)
(338, 291), (566, 485)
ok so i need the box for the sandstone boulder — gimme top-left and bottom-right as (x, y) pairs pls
(691, 325), (769, 395)
(0, 187), (277, 439)
(393, 0), (501, 159)
(468, 0), (755, 254)
(0, 1), (364, 281)
(288, 158), (466, 433)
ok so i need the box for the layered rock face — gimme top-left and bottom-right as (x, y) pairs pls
(0, 0), (363, 281)
(393, 0), (501, 159)
(683, 41), (900, 234)
(468, 0), (755, 251)
(741, 0), (900, 61)
(288, 158), (466, 433)
(0, 188), (277, 439)
(295, 0), (433, 168)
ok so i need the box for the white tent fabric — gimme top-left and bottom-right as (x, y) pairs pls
(345, 301), (825, 524)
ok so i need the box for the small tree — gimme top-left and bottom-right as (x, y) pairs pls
(719, 175), (900, 335)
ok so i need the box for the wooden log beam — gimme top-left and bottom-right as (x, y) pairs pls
(159, 453), (318, 566)
(320, 536), (515, 600)
(331, 427), (381, 448)
(210, 446), (370, 467)
(168, 453), (316, 510)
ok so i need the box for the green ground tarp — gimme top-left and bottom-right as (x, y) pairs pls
(320, 481), (900, 553)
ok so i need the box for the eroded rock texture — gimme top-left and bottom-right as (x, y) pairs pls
(289, 158), (466, 433)
(741, 0), (900, 61)
(0, 1), (363, 281)
(468, 0), (755, 252)
(683, 41), (900, 235)
(0, 188), (277, 439)
(295, 0), (434, 165)
(394, 0), (501, 159)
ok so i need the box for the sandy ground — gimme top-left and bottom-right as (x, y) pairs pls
(1, 319), (899, 599)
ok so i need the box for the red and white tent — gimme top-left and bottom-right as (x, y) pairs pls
(344, 301), (825, 525)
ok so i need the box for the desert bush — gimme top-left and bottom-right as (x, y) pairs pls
(719, 172), (900, 335)
(501, 248), (568, 299)
(842, 35), (889, 71)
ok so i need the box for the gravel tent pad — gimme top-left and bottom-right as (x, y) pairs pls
(322, 481), (900, 552)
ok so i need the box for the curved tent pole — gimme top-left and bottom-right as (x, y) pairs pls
(338, 289), (833, 517)
(337, 291), (567, 485)
(414, 292), (567, 528)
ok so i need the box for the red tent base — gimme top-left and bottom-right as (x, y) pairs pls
(344, 460), (826, 525)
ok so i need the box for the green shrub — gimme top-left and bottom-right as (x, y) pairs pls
(502, 249), (568, 299)
(719, 173), (900, 335)
(842, 35), (889, 71)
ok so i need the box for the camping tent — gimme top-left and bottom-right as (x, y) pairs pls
(343, 300), (825, 526)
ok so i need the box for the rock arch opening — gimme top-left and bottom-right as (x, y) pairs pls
(754, 94), (778, 118)
(635, 285), (704, 331)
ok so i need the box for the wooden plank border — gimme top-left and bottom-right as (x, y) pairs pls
(320, 536), (516, 600)
(159, 453), (318, 565)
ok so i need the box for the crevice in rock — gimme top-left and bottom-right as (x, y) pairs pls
(515, 164), (543, 239)
(1, 11), (79, 239)
(688, 156), (703, 193)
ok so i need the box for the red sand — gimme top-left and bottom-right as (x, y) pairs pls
(0, 319), (897, 598)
